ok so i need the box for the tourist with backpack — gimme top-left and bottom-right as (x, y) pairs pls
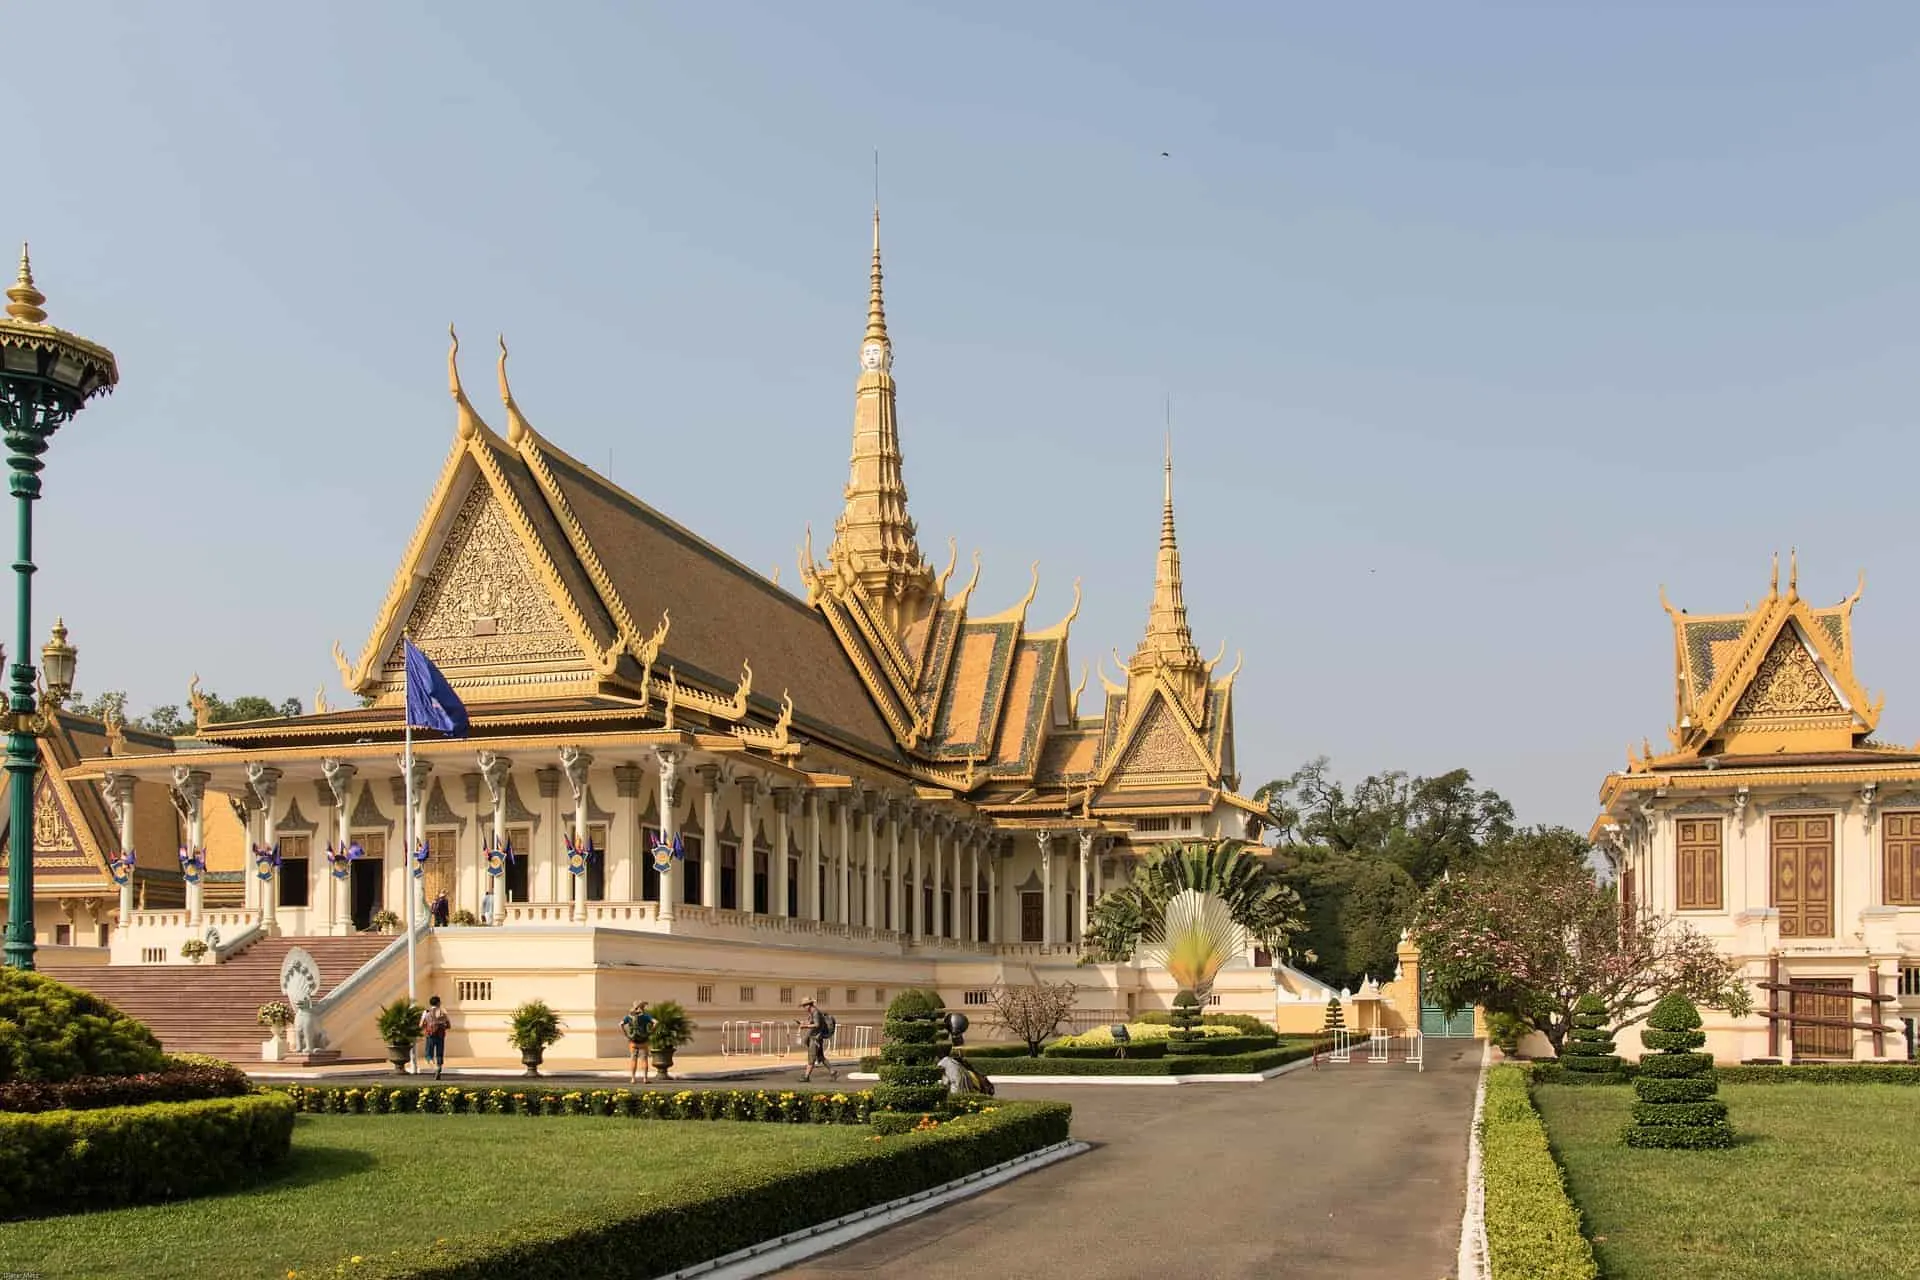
(419, 995), (452, 1079)
(800, 997), (837, 1082)
(621, 1001), (656, 1085)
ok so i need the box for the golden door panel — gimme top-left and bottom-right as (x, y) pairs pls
(1789, 977), (1852, 1059)
(1675, 818), (1722, 911)
(423, 829), (457, 906)
(1773, 815), (1834, 939)
(1886, 812), (1920, 907)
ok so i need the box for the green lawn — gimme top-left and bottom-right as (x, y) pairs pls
(1535, 1083), (1920, 1280)
(1, 1115), (875, 1280)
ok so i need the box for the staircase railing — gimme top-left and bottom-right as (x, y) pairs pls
(307, 921), (432, 1059)
(212, 921), (266, 964)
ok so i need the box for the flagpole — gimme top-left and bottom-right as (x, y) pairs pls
(404, 690), (418, 1036)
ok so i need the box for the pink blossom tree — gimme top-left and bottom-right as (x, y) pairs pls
(1407, 827), (1751, 1054)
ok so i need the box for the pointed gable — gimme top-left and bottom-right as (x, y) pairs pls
(402, 479), (577, 669)
(1730, 625), (1845, 719)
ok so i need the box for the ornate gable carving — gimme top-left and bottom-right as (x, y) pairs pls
(350, 783), (393, 833)
(403, 484), (577, 670)
(1731, 627), (1843, 719)
(34, 776), (79, 854)
(1112, 697), (1200, 779)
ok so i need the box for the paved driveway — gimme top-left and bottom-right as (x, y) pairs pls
(780, 1039), (1484, 1280)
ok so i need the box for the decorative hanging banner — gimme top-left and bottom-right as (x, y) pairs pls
(107, 849), (136, 886)
(324, 841), (365, 880)
(648, 832), (684, 874)
(483, 837), (514, 879)
(178, 847), (206, 884)
(564, 833), (599, 877)
(252, 843), (283, 882)
(409, 840), (430, 880)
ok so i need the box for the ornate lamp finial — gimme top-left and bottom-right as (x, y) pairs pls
(6, 244), (46, 325)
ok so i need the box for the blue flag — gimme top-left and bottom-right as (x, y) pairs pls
(403, 637), (470, 736)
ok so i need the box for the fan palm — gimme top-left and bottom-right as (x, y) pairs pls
(1084, 839), (1306, 965)
(1142, 889), (1242, 997)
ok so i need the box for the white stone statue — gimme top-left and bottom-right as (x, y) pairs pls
(279, 947), (327, 1054)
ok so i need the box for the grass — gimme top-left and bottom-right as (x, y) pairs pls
(0, 1114), (875, 1279)
(1535, 1082), (1920, 1280)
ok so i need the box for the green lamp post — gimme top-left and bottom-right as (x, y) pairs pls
(0, 246), (116, 969)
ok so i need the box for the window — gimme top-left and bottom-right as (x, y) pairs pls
(696, 984), (714, 1004)
(586, 822), (608, 902)
(96, 923), (109, 947)
(1253, 947), (1273, 968)
(845, 988), (859, 1005)
(53, 924), (71, 946)
(683, 835), (704, 906)
(815, 986), (830, 1004)
(739, 985), (756, 1004)
(456, 979), (492, 1002)
(1135, 816), (1171, 833)
(504, 825), (531, 904)
(278, 834), (311, 908)
(874, 988), (887, 1005)
(1887, 813), (1920, 906)
(963, 990), (991, 1006)
(1205, 993), (1222, 1007)
(779, 986), (794, 1005)
(141, 946), (166, 963)
(1901, 967), (1920, 997)
(1675, 817), (1723, 911)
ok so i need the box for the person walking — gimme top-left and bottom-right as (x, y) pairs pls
(621, 1001), (656, 1085)
(420, 995), (452, 1080)
(431, 891), (450, 928)
(480, 885), (497, 926)
(800, 998), (836, 1082)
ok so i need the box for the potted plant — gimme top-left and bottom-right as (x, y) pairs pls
(257, 1000), (293, 1061)
(508, 999), (565, 1076)
(376, 998), (424, 1074)
(646, 1000), (695, 1078)
(369, 909), (403, 934)
(450, 908), (478, 926)
(179, 938), (209, 964)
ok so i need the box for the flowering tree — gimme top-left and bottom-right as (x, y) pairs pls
(987, 974), (1080, 1057)
(1408, 827), (1751, 1054)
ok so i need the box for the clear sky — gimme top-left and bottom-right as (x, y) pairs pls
(8, 2), (1918, 828)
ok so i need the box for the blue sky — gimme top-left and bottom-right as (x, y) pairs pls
(9, 3), (1919, 827)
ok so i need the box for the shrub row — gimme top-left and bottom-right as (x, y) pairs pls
(1479, 1065), (1598, 1280)
(1132, 1010), (1275, 1035)
(0, 1063), (252, 1114)
(0, 1092), (296, 1220)
(278, 1083), (876, 1124)
(972, 1042), (1323, 1077)
(1041, 1033), (1278, 1060)
(1721, 1063), (1920, 1084)
(310, 1100), (1074, 1279)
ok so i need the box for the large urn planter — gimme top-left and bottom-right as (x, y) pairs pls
(652, 1045), (676, 1078)
(508, 1000), (565, 1080)
(520, 1048), (545, 1077)
(386, 1042), (413, 1074)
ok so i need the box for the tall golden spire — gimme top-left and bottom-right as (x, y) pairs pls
(1131, 434), (1204, 675)
(825, 202), (936, 631)
(6, 244), (47, 325)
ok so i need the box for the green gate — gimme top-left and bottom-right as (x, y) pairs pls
(1419, 974), (1477, 1037)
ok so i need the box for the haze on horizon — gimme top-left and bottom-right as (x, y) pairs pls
(6, 2), (1918, 829)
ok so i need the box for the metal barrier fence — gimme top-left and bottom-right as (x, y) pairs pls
(718, 1020), (881, 1059)
(1322, 1028), (1423, 1069)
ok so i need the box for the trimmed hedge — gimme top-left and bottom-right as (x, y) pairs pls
(1560, 996), (1622, 1084)
(1633, 1051), (1714, 1079)
(0, 1062), (252, 1114)
(306, 1100), (1073, 1278)
(0, 1092), (296, 1220)
(1041, 1033), (1277, 1060)
(1134, 1011), (1277, 1035)
(0, 967), (167, 1083)
(1624, 994), (1730, 1149)
(873, 989), (947, 1117)
(1629, 1100), (1728, 1127)
(1719, 1063), (1920, 1084)
(973, 1042), (1324, 1077)
(278, 1083), (876, 1123)
(1480, 1065), (1598, 1280)
(1631, 1076), (1718, 1103)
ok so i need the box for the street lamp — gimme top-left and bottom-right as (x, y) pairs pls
(0, 247), (116, 969)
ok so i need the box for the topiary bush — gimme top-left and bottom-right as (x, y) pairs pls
(1624, 993), (1732, 1149)
(0, 968), (166, 1083)
(1166, 991), (1206, 1056)
(1322, 996), (1345, 1034)
(1559, 995), (1624, 1084)
(872, 989), (949, 1122)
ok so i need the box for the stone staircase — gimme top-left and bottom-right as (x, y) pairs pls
(40, 934), (392, 1064)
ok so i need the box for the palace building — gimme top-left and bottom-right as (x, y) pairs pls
(6, 214), (1294, 1062)
(1595, 555), (1920, 1063)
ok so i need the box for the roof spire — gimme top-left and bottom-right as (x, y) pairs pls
(1132, 424), (1204, 676)
(865, 205), (888, 350)
(6, 244), (47, 325)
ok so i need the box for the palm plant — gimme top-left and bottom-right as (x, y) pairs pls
(1084, 839), (1306, 965)
(1142, 889), (1242, 999)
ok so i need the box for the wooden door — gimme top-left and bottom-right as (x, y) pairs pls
(1773, 815), (1834, 938)
(422, 829), (457, 909)
(1020, 892), (1044, 942)
(1789, 976), (1852, 1059)
(1884, 812), (1920, 905)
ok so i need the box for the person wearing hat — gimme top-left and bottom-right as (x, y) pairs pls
(620, 1001), (656, 1085)
(800, 998), (836, 1082)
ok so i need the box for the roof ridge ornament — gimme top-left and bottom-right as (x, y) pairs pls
(6, 243), (46, 324)
(447, 324), (484, 440)
(497, 334), (532, 444)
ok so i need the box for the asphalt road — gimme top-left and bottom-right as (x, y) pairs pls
(779, 1040), (1484, 1280)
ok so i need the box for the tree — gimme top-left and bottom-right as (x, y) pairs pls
(66, 689), (303, 737)
(1624, 993), (1732, 1149)
(1283, 847), (1419, 993)
(987, 974), (1079, 1057)
(1083, 839), (1307, 966)
(1321, 996), (1345, 1034)
(1408, 826), (1751, 1054)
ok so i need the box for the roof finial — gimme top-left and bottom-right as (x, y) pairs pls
(1132, 425), (1203, 675)
(1788, 546), (1799, 600)
(497, 334), (531, 443)
(448, 324), (480, 439)
(1769, 551), (1780, 599)
(865, 185), (888, 349)
(6, 243), (47, 324)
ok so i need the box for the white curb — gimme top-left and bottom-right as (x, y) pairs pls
(662, 1139), (1090, 1279)
(1457, 1040), (1493, 1280)
(850, 1053), (1324, 1087)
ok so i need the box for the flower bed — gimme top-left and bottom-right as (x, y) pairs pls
(1048, 1022), (1250, 1048)
(295, 1100), (1072, 1278)
(0, 1061), (252, 1114)
(1481, 1065), (1598, 1279)
(975, 1042), (1323, 1077)
(0, 1092), (296, 1220)
(278, 1082), (877, 1124)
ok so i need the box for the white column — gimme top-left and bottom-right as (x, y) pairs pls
(408, 759), (433, 919)
(172, 767), (210, 928)
(250, 765), (283, 934)
(103, 772), (137, 927)
(560, 747), (592, 922)
(479, 753), (511, 918)
(771, 788), (793, 918)
(1038, 829), (1055, 947)
(611, 763), (641, 903)
(888, 802), (904, 936)
(323, 759), (356, 936)
(696, 765), (721, 911)
(804, 792), (822, 921)
(656, 749), (682, 922)
(969, 829), (982, 944)
(837, 798), (853, 926)
(952, 828), (965, 940)
(863, 801), (879, 930)
(987, 839), (1000, 944)
(910, 814), (925, 941)
(739, 777), (763, 916)
(1077, 829), (1092, 945)
(931, 818), (948, 939)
